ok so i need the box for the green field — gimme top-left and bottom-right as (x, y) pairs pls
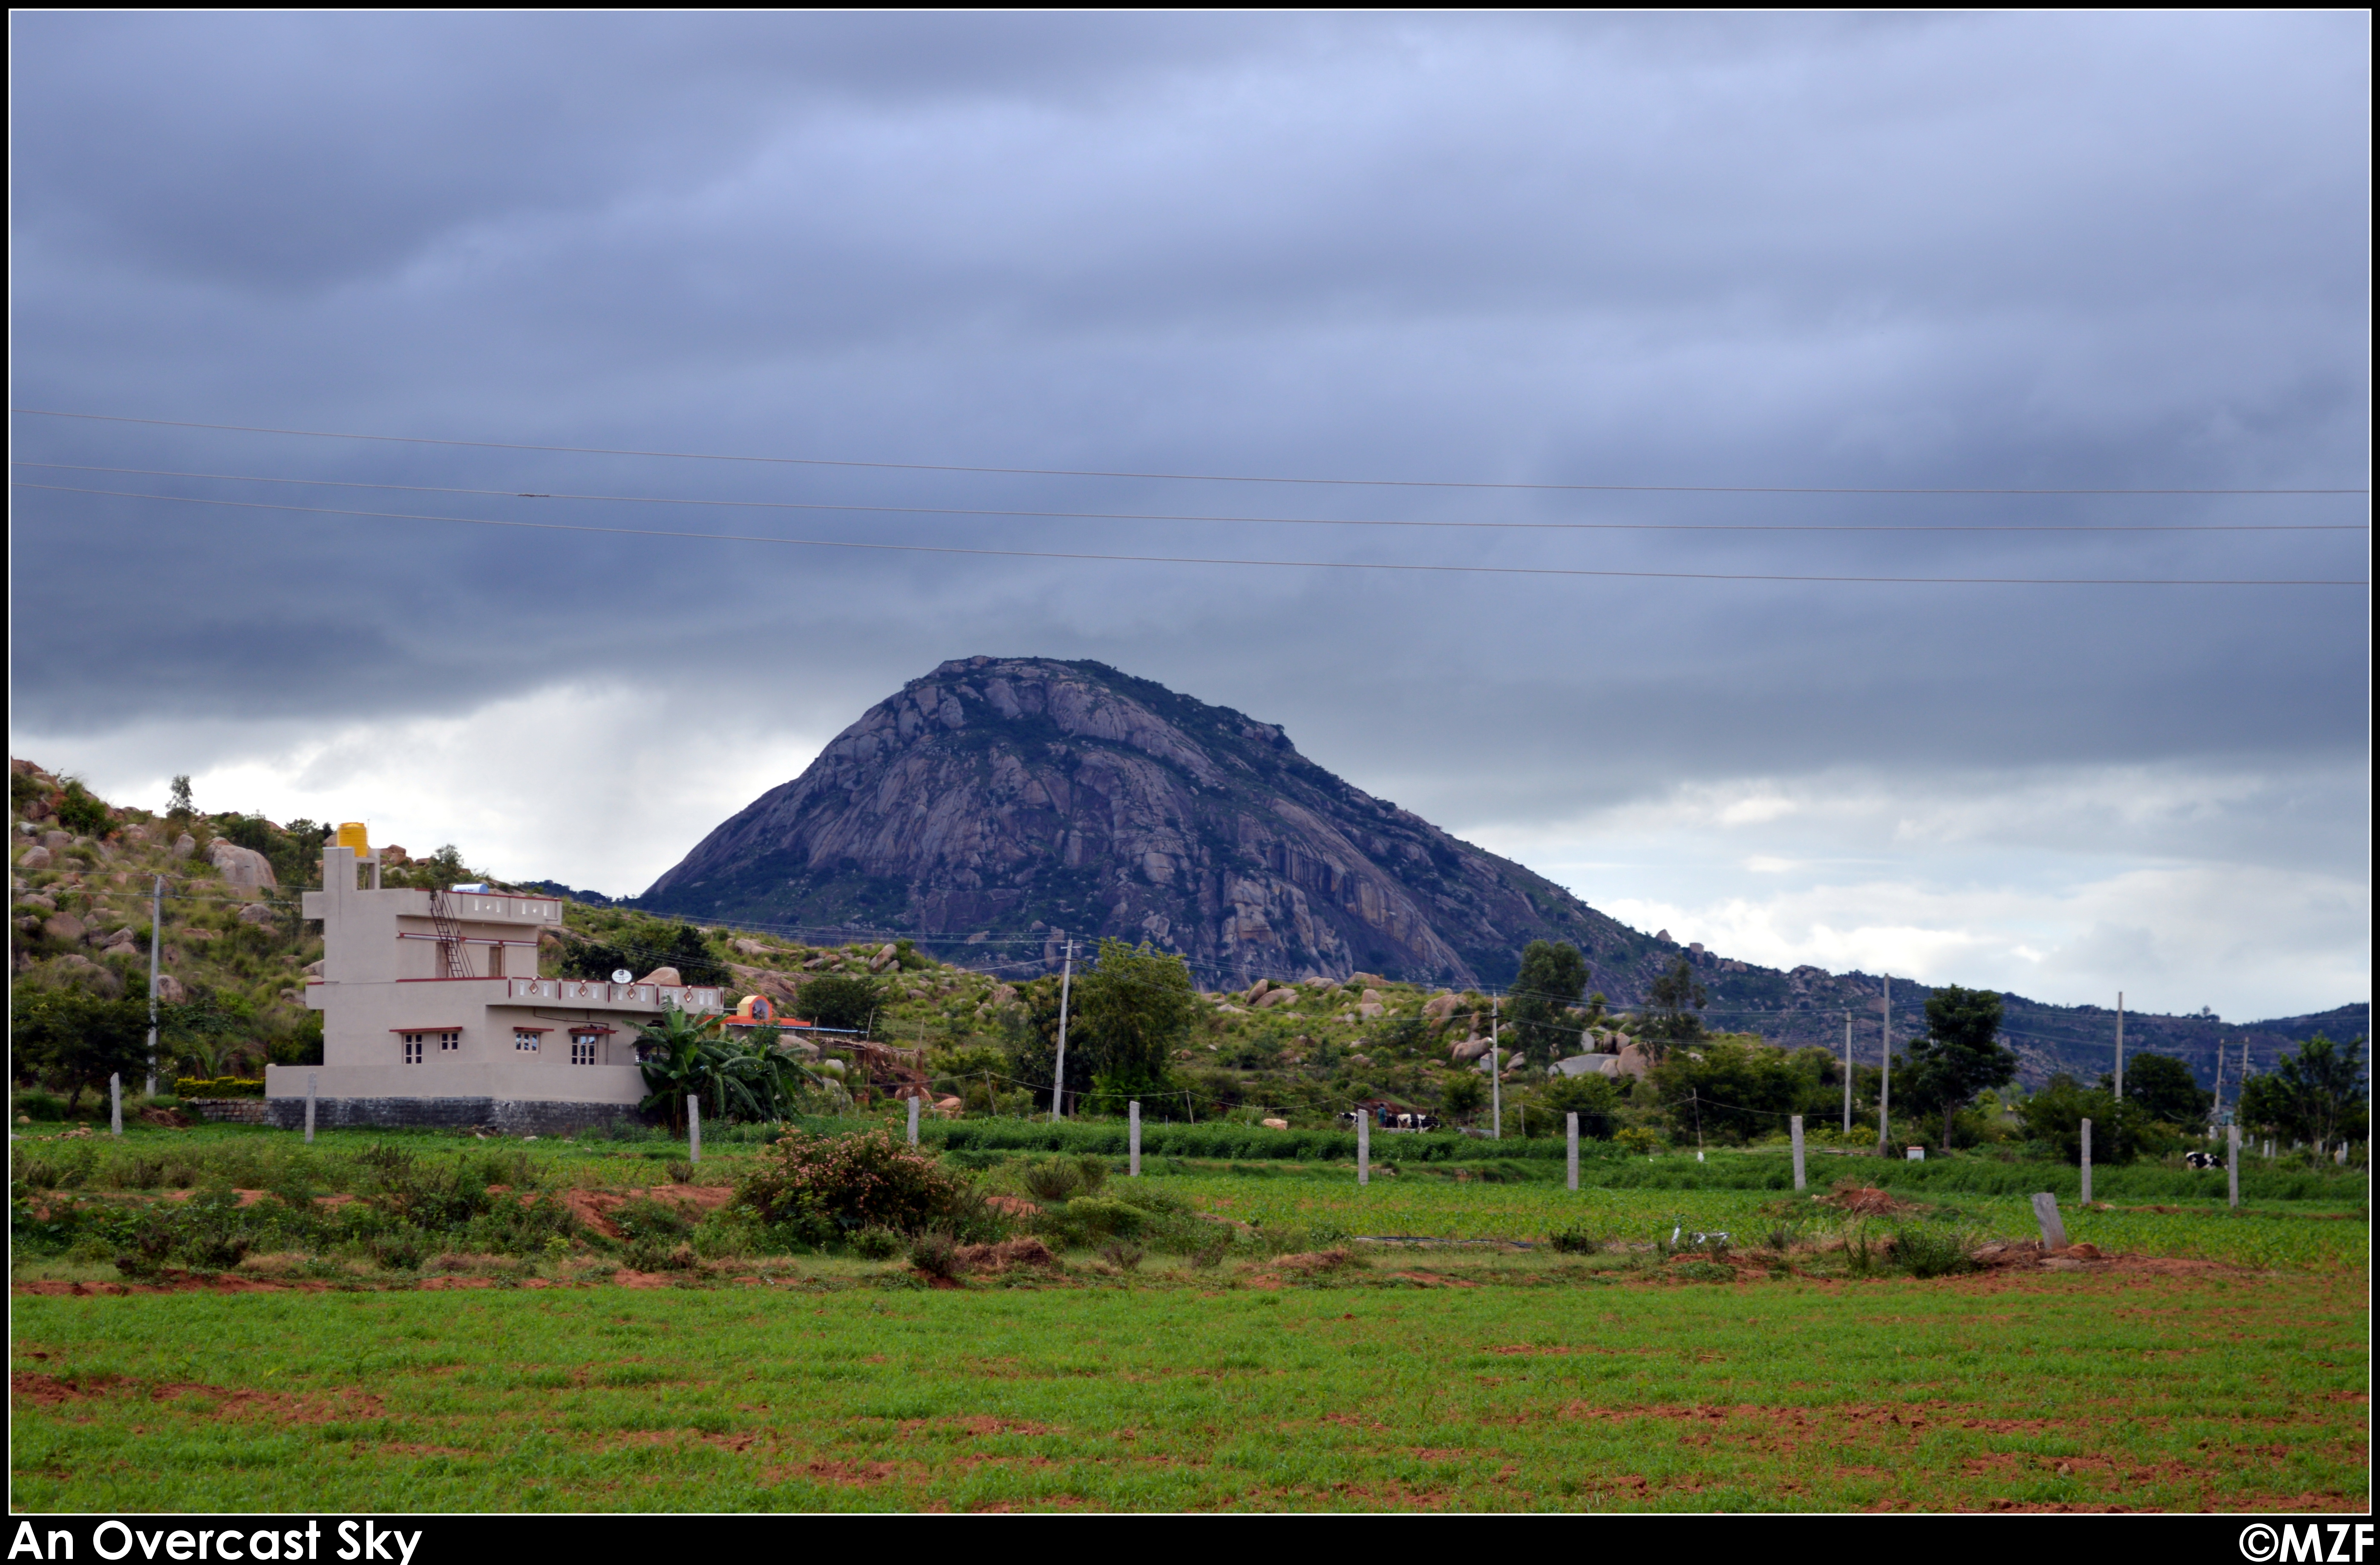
(11, 1120), (2371, 1511)
(12, 1266), (2367, 1512)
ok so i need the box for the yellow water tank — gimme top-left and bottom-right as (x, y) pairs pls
(335, 822), (370, 854)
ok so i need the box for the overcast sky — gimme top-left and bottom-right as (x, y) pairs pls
(10, 13), (2368, 1021)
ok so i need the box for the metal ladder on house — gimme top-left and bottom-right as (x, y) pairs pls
(428, 887), (473, 978)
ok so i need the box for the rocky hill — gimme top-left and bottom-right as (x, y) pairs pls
(641, 656), (1693, 997)
(635, 657), (2366, 1087)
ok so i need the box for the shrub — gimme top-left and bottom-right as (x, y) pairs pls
(737, 1129), (977, 1245)
(1097, 1240), (1145, 1272)
(910, 1230), (962, 1279)
(1613, 1127), (1662, 1156)
(175, 1077), (265, 1099)
(850, 1226), (904, 1260)
(1889, 1222), (1977, 1279)
(1021, 1159), (1085, 1203)
(666, 1159), (697, 1183)
(13, 1090), (68, 1122)
(1546, 1226), (1601, 1254)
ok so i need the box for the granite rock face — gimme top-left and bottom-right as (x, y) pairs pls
(642, 656), (1671, 990)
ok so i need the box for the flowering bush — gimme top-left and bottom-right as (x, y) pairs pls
(737, 1129), (982, 1245)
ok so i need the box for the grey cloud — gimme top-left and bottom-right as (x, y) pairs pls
(6, 13), (2367, 1013)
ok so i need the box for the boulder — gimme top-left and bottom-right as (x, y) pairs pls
(19, 893), (56, 912)
(732, 938), (772, 956)
(17, 846), (52, 871)
(41, 912), (86, 945)
(1422, 993), (1461, 1025)
(1256, 987), (1298, 1009)
(1244, 979), (1271, 1003)
(102, 926), (135, 947)
(989, 984), (1017, 1006)
(1450, 1036), (1492, 1062)
(207, 840), (278, 891)
(42, 830), (73, 851)
(1357, 1002), (1384, 1019)
(104, 943), (141, 962)
(638, 967), (684, 986)
(380, 844), (412, 864)
(236, 902), (278, 925)
(1299, 975), (1335, 990)
(155, 973), (185, 1003)
(1260, 1117), (1290, 1131)
(868, 945), (896, 972)
(172, 834), (197, 860)
(303, 959), (324, 978)
(1348, 972), (1389, 989)
(804, 956), (828, 969)
(1361, 988), (1384, 1006)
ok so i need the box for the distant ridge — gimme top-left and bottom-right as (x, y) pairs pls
(636, 657), (2366, 1084)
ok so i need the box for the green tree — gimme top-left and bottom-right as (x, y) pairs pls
(1640, 955), (1707, 1056)
(1648, 1038), (1807, 1145)
(2119, 1052), (2214, 1128)
(11, 989), (152, 1111)
(1900, 984), (2019, 1150)
(167, 774), (194, 816)
(798, 974), (885, 1034)
(2019, 1073), (2160, 1166)
(1075, 938), (1194, 1113)
(1507, 940), (1589, 1061)
(2238, 1034), (2368, 1148)
(1438, 1070), (1487, 1121)
(1533, 1070), (1621, 1137)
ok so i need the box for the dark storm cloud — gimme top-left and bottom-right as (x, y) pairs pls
(9, 11), (2368, 815)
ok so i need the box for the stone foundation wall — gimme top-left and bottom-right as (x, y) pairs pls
(186, 1098), (273, 1125)
(230, 1097), (651, 1135)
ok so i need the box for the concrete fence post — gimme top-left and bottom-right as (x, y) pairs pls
(1130, 1100), (1142, 1178)
(110, 1073), (122, 1137)
(907, 1092), (921, 1148)
(305, 1072), (317, 1145)
(1357, 1107), (1369, 1187)
(1790, 1114), (1806, 1191)
(1566, 1111), (1579, 1193)
(2080, 1117), (2093, 1205)
(2228, 1122), (2241, 1210)
(688, 1096), (701, 1164)
(2031, 1191), (2068, 1250)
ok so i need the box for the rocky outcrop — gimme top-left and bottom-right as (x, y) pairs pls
(207, 840), (277, 891)
(641, 656), (1672, 990)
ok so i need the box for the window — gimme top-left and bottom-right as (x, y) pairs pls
(514, 1029), (540, 1052)
(438, 1031), (460, 1052)
(571, 1033), (599, 1066)
(402, 1036), (424, 1065)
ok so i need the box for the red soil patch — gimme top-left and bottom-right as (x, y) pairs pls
(13, 1371), (380, 1423)
(561, 1182), (735, 1240)
(14, 1274), (326, 1297)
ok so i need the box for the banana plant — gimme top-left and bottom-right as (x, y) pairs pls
(634, 1006), (770, 1129)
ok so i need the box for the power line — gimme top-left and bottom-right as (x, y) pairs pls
(15, 483), (2364, 588)
(12, 408), (2366, 496)
(14, 461), (2365, 534)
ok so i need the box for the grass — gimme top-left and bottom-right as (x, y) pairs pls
(11, 1265), (2366, 1512)
(12, 1121), (2368, 1511)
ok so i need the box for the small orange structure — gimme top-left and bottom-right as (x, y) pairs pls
(722, 994), (810, 1033)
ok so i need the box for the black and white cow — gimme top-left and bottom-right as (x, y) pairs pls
(2185, 1150), (2224, 1170)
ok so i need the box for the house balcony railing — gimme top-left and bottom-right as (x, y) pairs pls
(504, 978), (723, 1013)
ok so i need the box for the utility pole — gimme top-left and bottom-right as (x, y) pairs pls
(2114, 991), (2124, 1100)
(2211, 1040), (2225, 1131)
(145, 874), (164, 1096)
(1490, 995), (1501, 1140)
(1049, 940), (1074, 1123)
(1876, 975), (1892, 1153)
(1842, 1011), (1853, 1135)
